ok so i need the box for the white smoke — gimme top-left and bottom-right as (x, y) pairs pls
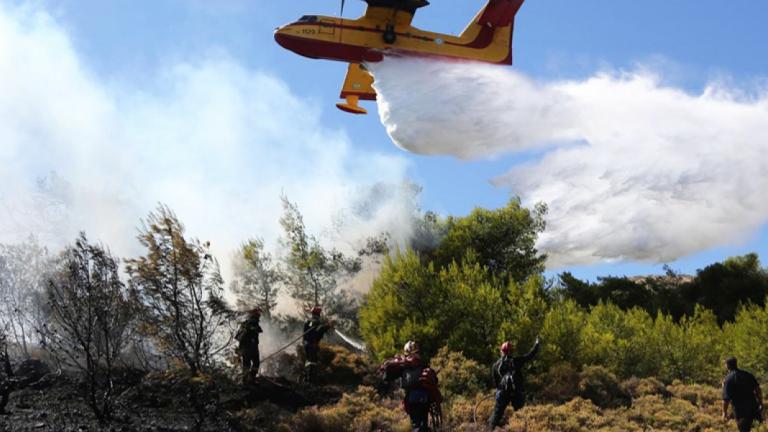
(370, 58), (768, 267)
(0, 5), (412, 283)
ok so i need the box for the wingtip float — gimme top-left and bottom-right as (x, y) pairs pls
(275, 0), (525, 115)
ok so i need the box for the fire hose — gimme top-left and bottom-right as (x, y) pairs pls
(472, 394), (494, 424)
(258, 328), (314, 365)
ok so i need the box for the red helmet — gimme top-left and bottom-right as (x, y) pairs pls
(500, 341), (513, 355)
(249, 307), (261, 317)
(311, 306), (322, 315)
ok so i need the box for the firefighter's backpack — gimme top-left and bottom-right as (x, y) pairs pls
(402, 366), (423, 390)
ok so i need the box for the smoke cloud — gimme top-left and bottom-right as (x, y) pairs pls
(370, 58), (768, 267)
(0, 5), (413, 285)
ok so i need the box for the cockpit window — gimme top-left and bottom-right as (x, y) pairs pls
(298, 15), (318, 23)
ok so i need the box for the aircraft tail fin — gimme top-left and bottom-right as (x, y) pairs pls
(459, 0), (525, 65)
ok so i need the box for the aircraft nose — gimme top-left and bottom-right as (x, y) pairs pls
(274, 28), (291, 50)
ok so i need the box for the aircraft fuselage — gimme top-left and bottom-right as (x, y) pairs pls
(275, 6), (515, 66)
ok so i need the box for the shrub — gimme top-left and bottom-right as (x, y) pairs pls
(620, 377), (668, 399)
(577, 366), (628, 408)
(280, 386), (409, 432)
(429, 347), (487, 400)
(666, 380), (721, 407)
(317, 344), (371, 386)
(442, 392), (494, 429)
(232, 402), (289, 432)
(530, 363), (580, 403)
(506, 398), (622, 431)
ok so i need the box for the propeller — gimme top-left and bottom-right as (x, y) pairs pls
(340, 0), (345, 17)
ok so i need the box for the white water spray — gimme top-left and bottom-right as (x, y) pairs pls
(370, 58), (768, 266)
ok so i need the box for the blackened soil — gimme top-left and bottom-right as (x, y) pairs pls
(1, 371), (346, 432)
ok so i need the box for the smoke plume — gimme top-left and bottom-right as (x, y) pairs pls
(370, 58), (768, 266)
(0, 4), (414, 286)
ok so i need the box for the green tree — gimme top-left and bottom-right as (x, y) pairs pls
(441, 257), (505, 363)
(580, 303), (657, 378)
(360, 200), (549, 363)
(497, 276), (549, 358)
(126, 205), (233, 375)
(655, 306), (723, 383)
(361, 252), (523, 363)
(431, 199), (547, 283)
(359, 250), (446, 361)
(279, 196), (361, 328)
(555, 271), (597, 306)
(539, 300), (587, 370)
(723, 303), (768, 381)
(683, 253), (768, 323)
(230, 238), (280, 317)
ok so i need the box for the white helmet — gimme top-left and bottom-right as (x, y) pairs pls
(403, 340), (419, 355)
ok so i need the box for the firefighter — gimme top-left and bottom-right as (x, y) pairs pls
(722, 356), (763, 432)
(302, 306), (333, 383)
(489, 337), (541, 428)
(380, 341), (442, 432)
(236, 308), (263, 383)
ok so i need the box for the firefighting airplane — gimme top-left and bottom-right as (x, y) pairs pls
(275, 0), (525, 115)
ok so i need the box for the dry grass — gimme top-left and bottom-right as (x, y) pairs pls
(283, 381), (768, 432)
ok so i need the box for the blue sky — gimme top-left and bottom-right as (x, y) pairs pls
(8, 0), (768, 281)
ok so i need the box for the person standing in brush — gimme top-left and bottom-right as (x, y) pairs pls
(302, 306), (333, 383)
(722, 356), (763, 432)
(236, 308), (263, 383)
(489, 337), (541, 428)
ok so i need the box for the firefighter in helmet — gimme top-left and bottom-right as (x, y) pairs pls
(302, 306), (333, 382)
(489, 337), (541, 428)
(380, 341), (442, 432)
(236, 308), (263, 383)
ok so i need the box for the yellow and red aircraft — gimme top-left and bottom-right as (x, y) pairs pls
(275, 0), (525, 115)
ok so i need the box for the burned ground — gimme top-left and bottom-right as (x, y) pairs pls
(0, 345), (367, 432)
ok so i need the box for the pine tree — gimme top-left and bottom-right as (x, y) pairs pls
(230, 238), (280, 317)
(278, 196), (360, 326)
(126, 204), (233, 375)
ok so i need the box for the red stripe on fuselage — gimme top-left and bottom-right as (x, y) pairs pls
(274, 32), (383, 63)
(286, 21), (499, 49)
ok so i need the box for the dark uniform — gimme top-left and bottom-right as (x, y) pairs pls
(489, 339), (541, 428)
(236, 315), (263, 382)
(723, 368), (763, 432)
(302, 316), (330, 364)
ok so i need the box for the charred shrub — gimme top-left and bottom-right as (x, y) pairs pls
(42, 233), (134, 422)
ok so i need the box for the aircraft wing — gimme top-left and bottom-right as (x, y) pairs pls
(336, 63), (376, 115)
